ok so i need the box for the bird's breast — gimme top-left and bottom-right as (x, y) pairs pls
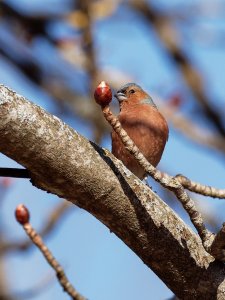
(111, 104), (168, 179)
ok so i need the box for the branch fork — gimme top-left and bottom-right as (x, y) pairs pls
(94, 82), (224, 257)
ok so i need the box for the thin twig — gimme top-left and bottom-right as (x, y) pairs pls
(175, 174), (225, 199)
(23, 223), (86, 300)
(15, 204), (86, 300)
(101, 105), (213, 249)
(0, 168), (30, 178)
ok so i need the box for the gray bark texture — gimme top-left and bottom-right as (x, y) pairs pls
(0, 84), (225, 299)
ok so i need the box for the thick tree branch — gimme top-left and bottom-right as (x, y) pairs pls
(0, 84), (225, 299)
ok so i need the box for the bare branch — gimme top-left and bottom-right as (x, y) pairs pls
(15, 205), (85, 300)
(175, 174), (225, 199)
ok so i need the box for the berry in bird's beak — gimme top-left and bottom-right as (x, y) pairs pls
(94, 81), (112, 107)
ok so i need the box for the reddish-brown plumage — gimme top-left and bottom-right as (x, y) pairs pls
(112, 83), (168, 179)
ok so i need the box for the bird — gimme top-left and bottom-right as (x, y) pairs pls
(111, 83), (169, 180)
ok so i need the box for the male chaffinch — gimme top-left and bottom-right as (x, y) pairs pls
(111, 83), (168, 179)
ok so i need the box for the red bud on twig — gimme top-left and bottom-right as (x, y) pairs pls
(94, 81), (112, 107)
(15, 204), (30, 225)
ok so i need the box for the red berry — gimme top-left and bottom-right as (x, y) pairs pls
(15, 204), (30, 225)
(94, 81), (112, 107)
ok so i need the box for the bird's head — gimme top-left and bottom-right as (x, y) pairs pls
(114, 83), (157, 109)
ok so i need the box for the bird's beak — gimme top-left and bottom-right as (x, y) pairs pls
(114, 92), (127, 102)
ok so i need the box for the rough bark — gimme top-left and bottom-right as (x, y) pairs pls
(0, 84), (225, 299)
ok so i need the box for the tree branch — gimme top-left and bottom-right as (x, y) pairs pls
(175, 174), (225, 199)
(15, 204), (85, 300)
(0, 84), (225, 299)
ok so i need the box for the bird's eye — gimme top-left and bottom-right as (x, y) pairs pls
(129, 89), (135, 94)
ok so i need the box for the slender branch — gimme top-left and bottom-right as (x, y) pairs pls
(15, 205), (86, 300)
(23, 223), (85, 300)
(101, 105), (213, 249)
(0, 168), (30, 178)
(175, 174), (225, 199)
